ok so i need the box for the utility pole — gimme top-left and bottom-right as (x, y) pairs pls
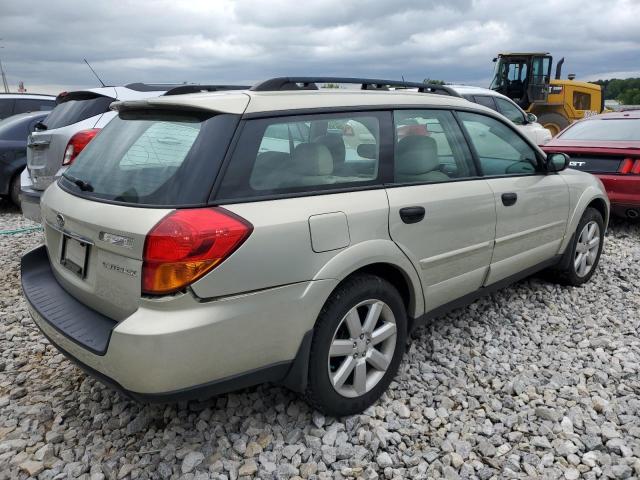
(0, 40), (8, 93)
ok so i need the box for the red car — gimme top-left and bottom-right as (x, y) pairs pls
(543, 110), (640, 219)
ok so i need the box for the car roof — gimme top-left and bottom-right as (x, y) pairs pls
(114, 88), (477, 115)
(0, 110), (49, 122)
(0, 93), (56, 99)
(448, 85), (512, 100)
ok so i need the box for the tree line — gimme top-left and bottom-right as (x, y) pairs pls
(593, 78), (640, 105)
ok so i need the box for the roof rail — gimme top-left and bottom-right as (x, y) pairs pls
(250, 77), (462, 97)
(163, 84), (250, 96)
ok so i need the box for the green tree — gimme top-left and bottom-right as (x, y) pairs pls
(620, 88), (640, 105)
(423, 78), (446, 85)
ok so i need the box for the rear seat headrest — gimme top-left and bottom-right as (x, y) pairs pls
(293, 143), (334, 176)
(315, 134), (346, 165)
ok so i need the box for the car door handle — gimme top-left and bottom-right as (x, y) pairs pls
(399, 206), (425, 224)
(501, 192), (518, 206)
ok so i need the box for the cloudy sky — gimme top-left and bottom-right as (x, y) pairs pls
(2, 0), (639, 94)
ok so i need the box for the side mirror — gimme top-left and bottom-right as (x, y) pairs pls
(546, 152), (569, 172)
(526, 112), (537, 123)
(357, 143), (377, 159)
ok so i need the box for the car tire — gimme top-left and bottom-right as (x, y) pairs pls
(305, 274), (407, 417)
(548, 207), (604, 286)
(537, 112), (569, 136)
(9, 171), (22, 208)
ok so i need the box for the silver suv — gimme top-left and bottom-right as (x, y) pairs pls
(21, 77), (609, 416)
(21, 83), (248, 222)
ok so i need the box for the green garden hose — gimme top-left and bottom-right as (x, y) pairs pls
(0, 225), (43, 235)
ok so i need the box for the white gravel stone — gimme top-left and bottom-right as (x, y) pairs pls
(0, 207), (639, 479)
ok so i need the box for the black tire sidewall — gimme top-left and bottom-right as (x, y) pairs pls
(10, 171), (22, 207)
(306, 275), (407, 417)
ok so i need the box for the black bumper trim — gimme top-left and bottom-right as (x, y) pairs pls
(21, 245), (117, 355)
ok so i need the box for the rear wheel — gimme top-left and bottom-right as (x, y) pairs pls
(548, 207), (604, 286)
(305, 274), (407, 416)
(9, 171), (22, 207)
(537, 112), (569, 137)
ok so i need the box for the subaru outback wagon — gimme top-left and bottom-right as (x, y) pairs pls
(22, 77), (609, 416)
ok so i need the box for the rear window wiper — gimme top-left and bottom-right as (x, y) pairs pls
(62, 172), (94, 192)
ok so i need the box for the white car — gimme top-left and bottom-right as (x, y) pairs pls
(449, 85), (552, 146)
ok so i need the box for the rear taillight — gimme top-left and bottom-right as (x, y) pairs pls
(142, 208), (252, 295)
(62, 128), (100, 166)
(632, 159), (640, 175)
(619, 158), (634, 174)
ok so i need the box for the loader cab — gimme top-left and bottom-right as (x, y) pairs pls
(490, 53), (553, 109)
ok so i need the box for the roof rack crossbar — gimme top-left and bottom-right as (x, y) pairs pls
(250, 77), (462, 97)
(163, 85), (250, 96)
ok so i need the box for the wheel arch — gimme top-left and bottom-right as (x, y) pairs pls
(560, 187), (610, 253)
(311, 239), (424, 319)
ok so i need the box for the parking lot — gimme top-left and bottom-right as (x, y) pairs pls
(0, 201), (637, 480)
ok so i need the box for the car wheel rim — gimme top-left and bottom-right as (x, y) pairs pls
(574, 220), (600, 277)
(327, 299), (397, 398)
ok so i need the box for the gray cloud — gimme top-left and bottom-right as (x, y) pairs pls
(1, 0), (638, 94)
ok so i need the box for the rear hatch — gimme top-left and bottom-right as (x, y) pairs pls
(545, 142), (640, 174)
(40, 105), (243, 319)
(27, 91), (116, 190)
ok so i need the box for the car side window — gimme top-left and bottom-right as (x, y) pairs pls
(393, 110), (477, 184)
(217, 113), (382, 199)
(458, 111), (540, 176)
(494, 97), (525, 125)
(0, 100), (15, 120)
(474, 95), (498, 111)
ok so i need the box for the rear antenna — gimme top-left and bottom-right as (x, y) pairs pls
(83, 58), (106, 87)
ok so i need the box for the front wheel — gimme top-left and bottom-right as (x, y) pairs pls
(548, 207), (604, 286)
(10, 171), (22, 207)
(305, 274), (407, 416)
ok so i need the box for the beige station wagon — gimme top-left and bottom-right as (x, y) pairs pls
(21, 77), (609, 416)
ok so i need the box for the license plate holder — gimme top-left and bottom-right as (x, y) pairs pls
(61, 235), (89, 278)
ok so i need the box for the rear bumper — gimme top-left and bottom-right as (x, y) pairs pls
(597, 174), (640, 215)
(20, 170), (42, 223)
(21, 245), (332, 400)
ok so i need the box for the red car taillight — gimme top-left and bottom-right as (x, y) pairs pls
(632, 159), (640, 175)
(142, 208), (253, 295)
(62, 128), (101, 166)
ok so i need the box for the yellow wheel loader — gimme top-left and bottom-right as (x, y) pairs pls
(490, 53), (603, 135)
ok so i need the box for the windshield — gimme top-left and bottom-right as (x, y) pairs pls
(559, 119), (640, 141)
(59, 110), (238, 206)
(43, 93), (114, 130)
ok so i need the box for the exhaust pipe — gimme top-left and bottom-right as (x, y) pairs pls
(555, 57), (565, 79)
(627, 209), (639, 219)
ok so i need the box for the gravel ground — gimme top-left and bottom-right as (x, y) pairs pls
(1, 200), (639, 480)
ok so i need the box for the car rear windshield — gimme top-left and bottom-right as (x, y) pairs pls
(59, 110), (238, 206)
(560, 118), (640, 141)
(43, 93), (114, 130)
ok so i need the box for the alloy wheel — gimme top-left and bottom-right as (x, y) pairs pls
(327, 299), (397, 398)
(574, 220), (600, 277)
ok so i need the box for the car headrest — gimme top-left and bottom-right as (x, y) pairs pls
(293, 143), (333, 176)
(395, 135), (439, 174)
(315, 133), (346, 165)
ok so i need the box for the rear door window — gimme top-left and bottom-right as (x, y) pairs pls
(14, 98), (55, 114)
(44, 94), (114, 129)
(216, 112), (385, 200)
(60, 111), (239, 206)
